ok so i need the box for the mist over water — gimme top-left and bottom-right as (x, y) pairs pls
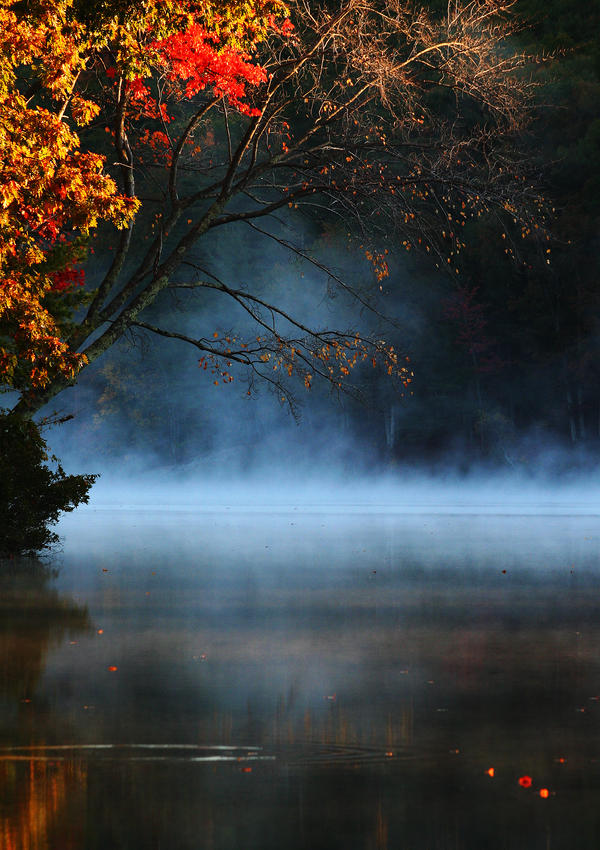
(46, 378), (600, 516)
(43, 337), (600, 519)
(69, 466), (600, 514)
(46, 392), (600, 522)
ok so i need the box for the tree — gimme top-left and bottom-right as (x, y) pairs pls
(0, 412), (97, 556)
(0, 0), (139, 392)
(0, 0), (543, 423)
(0, 0), (287, 396)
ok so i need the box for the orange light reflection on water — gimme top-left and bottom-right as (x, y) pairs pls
(0, 757), (86, 850)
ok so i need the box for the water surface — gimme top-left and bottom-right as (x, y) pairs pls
(2, 508), (600, 848)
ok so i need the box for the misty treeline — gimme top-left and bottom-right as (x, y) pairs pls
(42, 0), (600, 474)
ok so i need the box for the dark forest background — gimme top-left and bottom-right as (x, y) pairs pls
(46, 0), (600, 477)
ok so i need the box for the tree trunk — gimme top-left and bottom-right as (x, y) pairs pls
(10, 375), (78, 422)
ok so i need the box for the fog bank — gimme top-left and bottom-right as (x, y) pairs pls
(68, 466), (600, 515)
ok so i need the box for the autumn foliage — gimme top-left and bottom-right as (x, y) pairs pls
(0, 0), (541, 417)
(0, 1), (132, 389)
(0, 0), (286, 394)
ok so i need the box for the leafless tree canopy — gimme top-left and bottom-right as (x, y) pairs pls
(15, 0), (543, 418)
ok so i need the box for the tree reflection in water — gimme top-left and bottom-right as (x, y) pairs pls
(0, 557), (90, 850)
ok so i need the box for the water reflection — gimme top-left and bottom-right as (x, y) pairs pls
(0, 558), (90, 850)
(0, 558), (90, 705)
(1, 512), (600, 848)
(0, 760), (86, 850)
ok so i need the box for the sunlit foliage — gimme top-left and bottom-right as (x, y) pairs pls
(0, 0), (286, 395)
(0, 0), (543, 418)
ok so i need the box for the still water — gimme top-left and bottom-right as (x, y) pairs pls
(2, 506), (600, 849)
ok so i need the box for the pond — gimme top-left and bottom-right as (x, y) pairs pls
(2, 506), (600, 849)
